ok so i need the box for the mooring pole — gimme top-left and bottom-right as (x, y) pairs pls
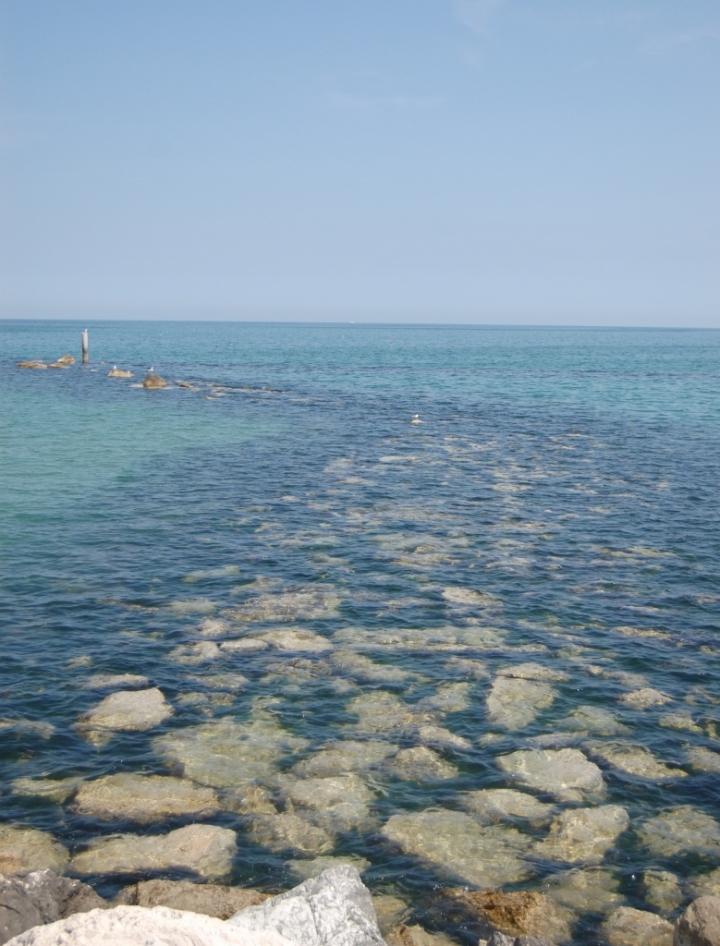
(81, 329), (89, 364)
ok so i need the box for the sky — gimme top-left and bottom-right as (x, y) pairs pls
(1, 0), (719, 325)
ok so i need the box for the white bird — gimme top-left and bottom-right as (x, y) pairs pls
(149, 366), (154, 373)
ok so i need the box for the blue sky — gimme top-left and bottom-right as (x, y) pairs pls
(1, 0), (719, 324)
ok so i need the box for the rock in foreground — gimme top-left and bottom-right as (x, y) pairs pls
(0, 829), (68, 876)
(0, 870), (106, 946)
(119, 879), (268, 919)
(599, 906), (673, 946)
(674, 896), (720, 946)
(5, 905), (292, 946)
(228, 865), (385, 946)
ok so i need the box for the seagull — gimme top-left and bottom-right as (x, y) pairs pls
(149, 366), (154, 373)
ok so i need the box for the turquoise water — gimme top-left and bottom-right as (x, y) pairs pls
(2, 321), (720, 940)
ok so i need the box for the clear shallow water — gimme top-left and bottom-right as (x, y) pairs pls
(2, 321), (720, 941)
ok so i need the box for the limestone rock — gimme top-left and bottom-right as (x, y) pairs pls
(72, 773), (221, 822)
(292, 741), (397, 779)
(560, 706), (628, 737)
(107, 368), (132, 378)
(120, 879), (268, 918)
(385, 747), (457, 782)
(0, 870), (107, 945)
(688, 868), (720, 900)
(142, 372), (167, 388)
(169, 642), (221, 665)
(587, 742), (687, 780)
(257, 630), (332, 654)
(16, 362), (47, 369)
(460, 789), (555, 826)
(5, 905), (292, 946)
(599, 906), (673, 946)
(154, 717), (307, 789)
(486, 677), (555, 730)
(497, 749), (605, 801)
(534, 806), (629, 865)
(497, 663), (569, 683)
(687, 747), (720, 774)
(77, 688), (172, 739)
(642, 871), (684, 914)
(221, 640), (270, 654)
(381, 810), (533, 888)
(619, 688), (671, 709)
(248, 813), (334, 856)
(331, 653), (414, 684)
(0, 828), (69, 875)
(443, 889), (574, 943)
(441, 588), (500, 607)
(413, 725), (472, 752)
(637, 807), (720, 858)
(543, 868), (625, 914)
(11, 778), (82, 804)
(280, 775), (374, 833)
(386, 925), (458, 946)
(418, 683), (471, 714)
(674, 896), (720, 946)
(56, 355), (75, 364)
(71, 824), (237, 879)
(348, 692), (433, 736)
(228, 865), (385, 946)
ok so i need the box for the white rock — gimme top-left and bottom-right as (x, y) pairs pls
(618, 688), (671, 709)
(347, 693), (433, 735)
(0, 826), (69, 875)
(258, 630), (333, 654)
(687, 747), (720, 773)
(82, 674), (149, 690)
(221, 640), (271, 654)
(381, 809), (533, 888)
(72, 773), (221, 822)
(77, 688), (172, 739)
(413, 725), (472, 752)
(534, 805), (629, 865)
(71, 824), (237, 879)
(486, 677), (555, 730)
(459, 789), (555, 825)
(5, 905), (292, 946)
(497, 748), (605, 801)
(228, 865), (385, 946)
(224, 592), (340, 623)
(560, 706), (628, 736)
(330, 653), (414, 684)
(168, 642), (222, 665)
(497, 662), (569, 682)
(292, 741), (397, 778)
(441, 588), (500, 607)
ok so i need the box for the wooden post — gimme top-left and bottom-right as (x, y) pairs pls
(81, 329), (89, 364)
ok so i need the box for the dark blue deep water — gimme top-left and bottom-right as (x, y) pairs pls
(2, 321), (720, 941)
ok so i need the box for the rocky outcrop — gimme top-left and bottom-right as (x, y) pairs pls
(228, 865), (384, 946)
(107, 368), (133, 378)
(117, 879), (268, 918)
(0, 871), (106, 945)
(16, 362), (47, 370)
(674, 896), (720, 946)
(4, 905), (292, 946)
(142, 373), (167, 388)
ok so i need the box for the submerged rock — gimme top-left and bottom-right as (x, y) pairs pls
(587, 742), (687, 780)
(687, 747), (720, 774)
(441, 588), (500, 608)
(330, 653), (414, 684)
(534, 806), (629, 865)
(497, 663), (569, 683)
(120, 878), (268, 918)
(4, 905), (292, 946)
(385, 746), (457, 782)
(413, 725), (472, 752)
(77, 688), (172, 740)
(641, 870), (684, 914)
(292, 741), (397, 778)
(442, 889), (574, 943)
(154, 716), (307, 788)
(221, 639), (271, 654)
(347, 692), (433, 735)
(227, 865), (385, 946)
(459, 789), (555, 826)
(71, 824), (237, 879)
(0, 870), (106, 945)
(385, 925), (457, 946)
(257, 630), (333, 654)
(368, 896), (410, 937)
(11, 777), (82, 804)
(280, 775), (374, 833)
(16, 362), (47, 370)
(0, 827), (69, 875)
(637, 807), (720, 858)
(224, 591), (340, 623)
(82, 674), (149, 690)
(674, 896), (720, 946)
(497, 749), (605, 801)
(418, 683), (472, 714)
(599, 906), (673, 946)
(618, 688), (671, 709)
(560, 706), (628, 737)
(169, 642), (222, 665)
(688, 868), (720, 899)
(543, 868), (625, 915)
(486, 677), (555, 730)
(249, 813), (334, 856)
(72, 773), (221, 822)
(381, 810), (533, 888)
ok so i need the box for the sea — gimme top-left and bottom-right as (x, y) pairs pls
(2, 320), (720, 940)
